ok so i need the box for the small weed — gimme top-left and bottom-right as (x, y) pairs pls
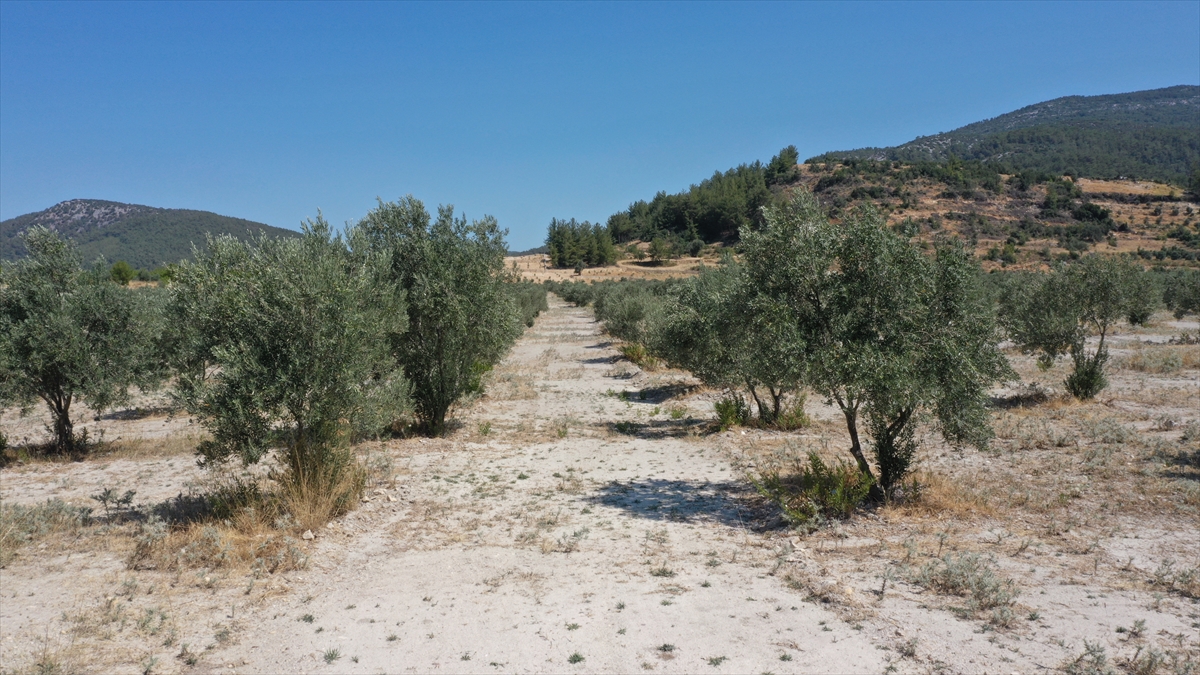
(779, 653), (793, 662)
(616, 601), (626, 610)
(650, 566), (675, 578)
(618, 628), (627, 635)
(566, 623), (580, 631)
(300, 614), (314, 623)
(658, 644), (676, 653)
(568, 652), (585, 664)
(517, 472), (529, 480)
(701, 580), (712, 588)
(323, 648), (341, 664)
(387, 634), (398, 642)
(91, 487), (136, 518)
(478, 422), (492, 436)
(708, 656), (728, 666)
(461, 653), (471, 661)
(1060, 640), (1110, 675)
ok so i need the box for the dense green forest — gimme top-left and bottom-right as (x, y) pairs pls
(812, 85), (1199, 185)
(544, 218), (617, 268)
(599, 146), (799, 247)
(1, 199), (298, 269)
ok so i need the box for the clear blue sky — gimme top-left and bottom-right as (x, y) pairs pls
(2, 1), (1197, 250)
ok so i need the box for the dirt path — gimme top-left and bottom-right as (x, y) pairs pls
(219, 296), (883, 673)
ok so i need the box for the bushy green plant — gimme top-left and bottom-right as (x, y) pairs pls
(0, 227), (165, 455)
(109, 260), (135, 285)
(358, 196), (520, 434)
(741, 191), (1013, 495)
(1163, 268), (1200, 319)
(751, 452), (873, 528)
(509, 282), (549, 327)
(167, 217), (408, 513)
(714, 394), (751, 431)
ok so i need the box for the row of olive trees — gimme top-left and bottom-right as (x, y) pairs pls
(574, 190), (1199, 498)
(2, 196), (539, 489)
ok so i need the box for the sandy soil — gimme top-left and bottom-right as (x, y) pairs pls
(2, 297), (1198, 674)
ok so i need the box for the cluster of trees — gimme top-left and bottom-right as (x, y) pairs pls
(555, 189), (1200, 503)
(557, 190), (1014, 498)
(544, 218), (617, 269)
(602, 146), (800, 245)
(2, 197), (545, 516)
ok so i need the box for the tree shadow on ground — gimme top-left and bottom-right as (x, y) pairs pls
(584, 342), (613, 349)
(584, 478), (773, 530)
(605, 418), (711, 440)
(632, 383), (700, 404)
(580, 355), (619, 365)
(100, 405), (174, 421)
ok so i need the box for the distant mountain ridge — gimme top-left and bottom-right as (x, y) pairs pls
(811, 85), (1200, 184)
(2, 199), (298, 269)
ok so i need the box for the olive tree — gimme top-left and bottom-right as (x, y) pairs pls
(1163, 268), (1200, 319)
(357, 196), (520, 434)
(1001, 255), (1152, 400)
(652, 259), (805, 424)
(741, 192), (1012, 495)
(0, 227), (162, 455)
(167, 217), (409, 504)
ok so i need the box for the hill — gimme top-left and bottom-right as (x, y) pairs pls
(1, 199), (299, 269)
(810, 85), (1200, 185)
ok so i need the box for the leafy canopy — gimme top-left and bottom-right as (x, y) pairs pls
(741, 191), (1013, 493)
(0, 227), (163, 454)
(358, 196), (520, 434)
(1001, 256), (1153, 399)
(167, 217), (409, 491)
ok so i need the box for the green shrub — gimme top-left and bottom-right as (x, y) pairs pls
(912, 552), (1019, 613)
(714, 394), (751, 431)
(617, 343), (657, 370)
(751, 452), (873, 528)
(509, 282), (548, 327)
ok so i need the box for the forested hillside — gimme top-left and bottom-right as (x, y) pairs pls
(1, 199), (298, 269)
(538, 86), (1199, 270)
(811, 85), (1200, 185)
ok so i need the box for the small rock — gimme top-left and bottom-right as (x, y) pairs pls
(362, 496), (372, 503)
(387, 495), (396, 502)
(301, 530), (314, 540)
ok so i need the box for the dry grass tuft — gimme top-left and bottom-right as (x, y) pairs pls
(883, 471), (994, 520)
(1118, 345), (1200, 374)
(0, 499), (92, 566)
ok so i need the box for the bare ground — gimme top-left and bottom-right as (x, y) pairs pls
(2, 296), (1198, 674)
